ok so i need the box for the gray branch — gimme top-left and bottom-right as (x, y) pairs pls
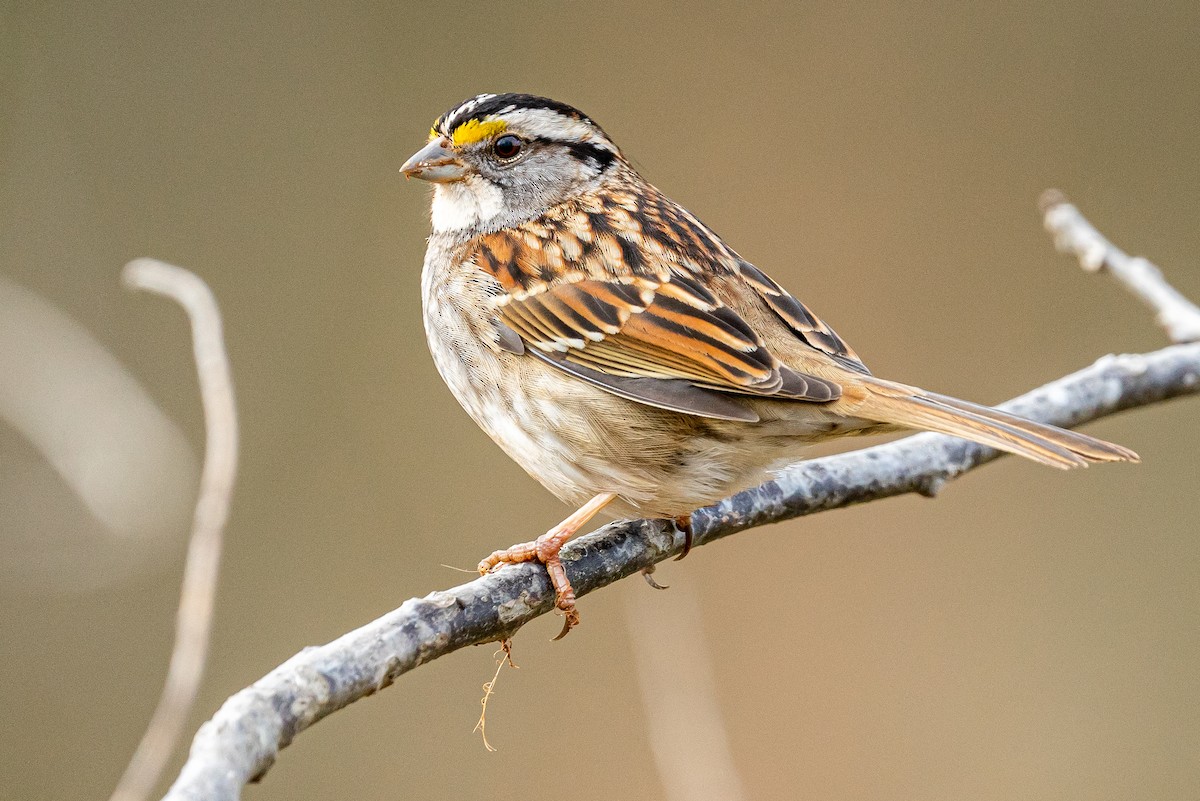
(160, 198), (1200, 801)
(1042, 189), (1200, 343)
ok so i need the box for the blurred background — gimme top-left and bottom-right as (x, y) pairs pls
(3, 2), (1198, 799)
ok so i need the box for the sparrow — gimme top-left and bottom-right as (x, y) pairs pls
(401, 93), (1137, 638)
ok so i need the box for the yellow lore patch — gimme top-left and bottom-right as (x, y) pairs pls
(449, 118), (508, 147)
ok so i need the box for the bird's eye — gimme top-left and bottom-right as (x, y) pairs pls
(493, 135), (523, 160)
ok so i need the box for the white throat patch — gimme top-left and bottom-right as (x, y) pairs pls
(430, 176), (504, 233)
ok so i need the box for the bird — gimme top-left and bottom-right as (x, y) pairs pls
(401, 93), (1138, 638)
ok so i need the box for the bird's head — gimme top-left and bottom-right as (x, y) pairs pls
(401, 93), (624, 234)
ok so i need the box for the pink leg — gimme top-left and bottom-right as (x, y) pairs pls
(478, 492), (619, 639)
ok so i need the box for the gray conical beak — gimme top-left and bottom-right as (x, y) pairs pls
(400, 138), (466, 183)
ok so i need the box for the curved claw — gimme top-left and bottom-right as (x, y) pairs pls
(551, 608), (580, 641)
(641, 566), (669, 590)
(672, 514), (694, 561)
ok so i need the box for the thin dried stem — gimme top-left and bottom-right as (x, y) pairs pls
(1041, 189), (1200, 343)
(472, 641), (516, 752)
(109, 259), (239, 801)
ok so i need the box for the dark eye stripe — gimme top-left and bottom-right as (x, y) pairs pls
(526, 137), (617, 170)
(561, 141), (617, 169)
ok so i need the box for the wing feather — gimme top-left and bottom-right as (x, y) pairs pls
(735, 260), (869, 374)
(470, 190), (852, 418)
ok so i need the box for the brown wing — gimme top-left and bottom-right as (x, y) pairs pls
(628, 181), (868, 374)
(732, 260), (870, 375)
(470, 188), (850, 419)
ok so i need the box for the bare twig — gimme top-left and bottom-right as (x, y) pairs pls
(160, 198), (1200, 801)
(110, 260), (239, 801)
(1041, 189), (1200, 343)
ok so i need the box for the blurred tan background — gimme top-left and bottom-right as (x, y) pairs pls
(3, 2), (1198, 799)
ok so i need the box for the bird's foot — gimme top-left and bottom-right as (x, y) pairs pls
(477, 492), (617, 640)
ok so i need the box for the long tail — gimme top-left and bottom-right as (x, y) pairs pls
(850, 377), (1139, 469)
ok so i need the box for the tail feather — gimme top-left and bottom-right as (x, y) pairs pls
(853, 378), (1139, 469)
(920, 390), (1139, 463)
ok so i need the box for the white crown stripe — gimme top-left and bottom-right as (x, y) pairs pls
(438, 96), (616, 154)
(499, 108), (617, 151)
